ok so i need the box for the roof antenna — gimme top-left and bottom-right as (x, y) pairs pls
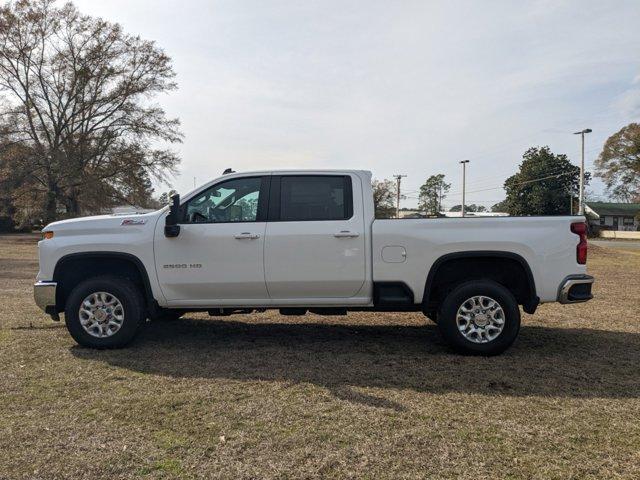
(223, 168), (235, 175)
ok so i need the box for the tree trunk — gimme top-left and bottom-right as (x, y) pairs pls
(64, 192), (81, 217)
(44, 190), (57, 224)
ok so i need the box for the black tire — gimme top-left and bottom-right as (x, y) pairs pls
(437, 280), (520, 355)
(65, 275), (144, 349)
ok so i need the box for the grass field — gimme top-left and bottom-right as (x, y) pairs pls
(1, 235), (639, 479)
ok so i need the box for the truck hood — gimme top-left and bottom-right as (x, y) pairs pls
(43, 209), (166, 234)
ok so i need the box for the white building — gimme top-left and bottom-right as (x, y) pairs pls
(585, 202), (640, 231)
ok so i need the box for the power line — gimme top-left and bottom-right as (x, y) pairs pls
(447, 171), (574, 197)
(453, 159), (598, 195)
(453, 159), (593, 190)
(437, 139), (603, 190)
(404, 166), (590, 204)
(474, 171), (572, 193)
(466, 156), (600, 187)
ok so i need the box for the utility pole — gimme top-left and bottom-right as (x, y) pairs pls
(569, 194), (572, 215)
(573, 128), (592, 215)
(393, 174), (406, 218)
(438, 184), (443, 214)
(459, 160), (470, 217)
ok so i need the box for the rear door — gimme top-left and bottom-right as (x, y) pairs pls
(264, 174), (366, 299)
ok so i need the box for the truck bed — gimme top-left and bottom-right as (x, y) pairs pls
(372, 216), (585, 304)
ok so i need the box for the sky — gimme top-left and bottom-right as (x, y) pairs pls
(74, 0), (640, 210)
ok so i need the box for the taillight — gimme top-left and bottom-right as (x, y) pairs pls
(571, 222), (587, 264)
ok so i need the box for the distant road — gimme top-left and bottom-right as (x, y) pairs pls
(591, 240), (640, 251)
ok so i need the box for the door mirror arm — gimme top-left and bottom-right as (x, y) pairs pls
(164, 193), (181, 238)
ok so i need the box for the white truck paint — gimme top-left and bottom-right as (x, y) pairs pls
(34, 169), (594, 354)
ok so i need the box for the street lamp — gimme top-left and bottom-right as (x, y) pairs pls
(573, 128), (592, 215)
(459, 160), (470, 217)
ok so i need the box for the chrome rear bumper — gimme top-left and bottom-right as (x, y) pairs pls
(558, 275), (594, 304)
(34, 281), (57, 313)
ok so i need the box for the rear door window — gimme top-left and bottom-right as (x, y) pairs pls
(276, 176), (352, 221)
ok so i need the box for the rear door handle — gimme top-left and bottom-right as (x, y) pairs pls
(234, 232), (260, 239)
(333, 230), (359, 238)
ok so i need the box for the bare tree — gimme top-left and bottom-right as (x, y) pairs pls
(0, 0), (182, 222)
(596, 123), (640, 203)
(372, 178), (396, 219)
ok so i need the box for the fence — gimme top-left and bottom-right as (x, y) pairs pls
(599, 230), (640, 240)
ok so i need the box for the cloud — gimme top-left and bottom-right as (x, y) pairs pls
(613, 87), (640, 118)
(73, 0), (640, 205)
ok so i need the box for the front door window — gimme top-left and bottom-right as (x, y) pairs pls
(184, 177), (262, 223)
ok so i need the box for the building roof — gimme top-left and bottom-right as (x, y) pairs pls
(585, 202), (640, 217)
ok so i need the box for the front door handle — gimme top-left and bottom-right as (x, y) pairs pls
(234, 232), (260, 239)
(334, 230), (359, 238)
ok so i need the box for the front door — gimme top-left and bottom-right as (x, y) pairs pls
(154, 175), (270, 304)
(264, 174), (366, 299)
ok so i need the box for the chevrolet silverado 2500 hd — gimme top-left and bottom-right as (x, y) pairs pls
(34, 170), (594, 355)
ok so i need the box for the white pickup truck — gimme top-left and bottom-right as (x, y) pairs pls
(34, 169), (593, 355)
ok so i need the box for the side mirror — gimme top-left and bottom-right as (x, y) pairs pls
(164, 193), (181, 238)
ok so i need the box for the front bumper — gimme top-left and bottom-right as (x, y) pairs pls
(557, 274), (594, 304)
(34, 281), (57, 313)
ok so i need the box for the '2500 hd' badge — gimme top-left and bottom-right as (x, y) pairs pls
(163, 263), (202, 269)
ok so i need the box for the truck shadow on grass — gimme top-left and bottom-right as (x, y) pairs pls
(71, 318), (640, 405)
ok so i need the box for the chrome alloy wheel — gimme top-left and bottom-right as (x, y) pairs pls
(78, 292), (125, 338)
(456, 295), (505, 344)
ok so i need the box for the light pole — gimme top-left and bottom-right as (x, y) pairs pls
(573, 128), (592, 215)
(459, 160), (470, 217)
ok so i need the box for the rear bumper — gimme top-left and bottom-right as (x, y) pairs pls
(34, 281), (57, 313)
(557, 275), (594, 304)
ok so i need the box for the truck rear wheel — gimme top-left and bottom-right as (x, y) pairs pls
(437, 280), (520, 355)
(65, 276), (144, 349)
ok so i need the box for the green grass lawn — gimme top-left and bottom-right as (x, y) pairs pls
(1, 235), (639, 479)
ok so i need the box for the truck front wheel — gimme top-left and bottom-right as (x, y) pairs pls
(65, 276), (144, 349)
(437, 280), (520, 355)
